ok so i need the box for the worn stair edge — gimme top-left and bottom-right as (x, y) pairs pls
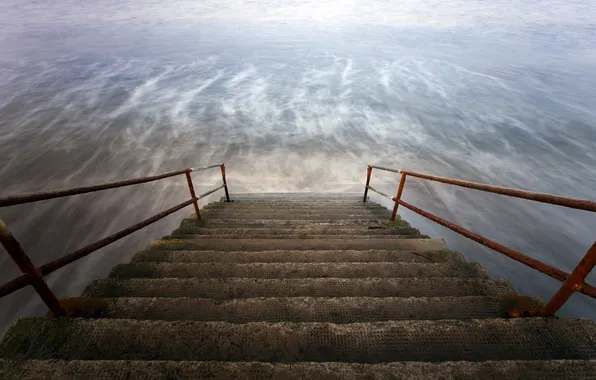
(58, 296), (544, 322)
(131, 250), (465, 264)
(4, 359), (596, 380)
(108, 262), (487, 280)
(82, 278), (517, 298)
(180, 218), (412, 227)
(170, 227), (422, 236)
(166, 234), (429, 240)
(146, 238), (447, 252)
(3, 318), (596, 362)
(202, 203), (389, 210)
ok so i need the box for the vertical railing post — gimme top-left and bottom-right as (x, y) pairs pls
(363, 165), (372, 202)
(391, 172), (407, 221)
(185, 170), (201, 220)
(540, 241), (596, 317)
(0, 218), (66, 316)
(221, 164), (231, 202)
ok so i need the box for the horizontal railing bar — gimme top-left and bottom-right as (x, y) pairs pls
(401, 170), (596, 213)
(197, 184), (225, 199)
(0, 169), (191, 208)
(190, 163), (223, 172)
(370, 165), (401, 174)
(366, 185), (395, 201)
(0, 198), (196, 298)
(398, 199), (596, 299)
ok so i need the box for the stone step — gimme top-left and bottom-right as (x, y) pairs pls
(1, 359), (595, 380)
(202, 213), (391, 220)
(147, 238), (447, 252)
(83, 278), (516, 298)
(180, 218), (408, 227)
(131, 250), (465, 264)
(168, 234), (428, 240)
(2, 318), (596, 362)
(64, 296), (544, 322)
(108, 262), (487, 280)
(170, 227), (422, 236)
(203, 203), (388, 210)
(229, 193), (365, 200)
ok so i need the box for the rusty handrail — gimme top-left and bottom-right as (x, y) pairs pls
(0, 163), (231, 316)
(364, 164), (596, 316)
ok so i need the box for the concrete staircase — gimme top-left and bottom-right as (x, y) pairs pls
(2, 193), (596, 379)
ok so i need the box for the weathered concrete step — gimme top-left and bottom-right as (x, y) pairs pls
(203, 213), (391, 220)
(168, 234), (428, 240)
(108, 262), (487, 279)
(3, 318), (596, 362)
(181, 218), (407, 227)
(131, 250), (465, 264)
(83, 278), (516, 298)
(204, 203), (387, 210)
(2, 359), (595, 380)
(171, 227), (422, 236)
(229, 193), (364, 200)
(147, 238), (447, 252)
(65, 296), (544, 322)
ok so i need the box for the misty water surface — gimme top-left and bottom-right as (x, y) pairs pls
(1, 0), (596, 335)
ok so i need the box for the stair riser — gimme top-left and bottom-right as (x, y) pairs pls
(130, 250), (465, 264)
(78, 296), (544, 322)
(147, 238), (447, 252)
(167, 234), (428, 240)
(83, 278), (517, 298)
(181, 219), (408, 227)
(3, 318), (595, 362)
(2, 359), (594, 380)
(108, 262), (487, 280)
(170, 228), (421, 236)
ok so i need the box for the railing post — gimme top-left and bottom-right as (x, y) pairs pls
(540, 241), (596, 317)
(391, 172), (407, 221)
(0, 218), (66, 316)
(221, 164), (231, 202)
(185, 170), (201, 220)
(363, 165), (372, 202)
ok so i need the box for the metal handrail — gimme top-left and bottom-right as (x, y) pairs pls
(364, 164), (596, 317)
(0, 163), (231, 316)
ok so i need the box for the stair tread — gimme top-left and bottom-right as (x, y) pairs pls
(108, 262), (487, 279)
(66, 296), (544, 322)
(171, 227), (421, 236)
(82, 278), (516, 298)
(147, 238), (447, 251)
(2, 318), (596, 362)
(131, 250), (465, 263)
(3, 359), (596, 380)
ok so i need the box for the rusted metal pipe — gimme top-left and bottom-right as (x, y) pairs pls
(220, 164), (231, 202)
(190, 163), (223, 172)
(363, 166), (372, 202)
(540, 242), (596, 316)
(185, 172), (201, 220)
(0, 198), (196, 298)
(0, 218), (66, 316)
(397, 199), (596, 299)
(401, 170), (596, 213)
(0, 169), (191, 208)
(391, 173), (407, 221)
(370, 165), (401, 174)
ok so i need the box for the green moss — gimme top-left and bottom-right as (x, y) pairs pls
(86, 281), (124, 298)
(109, 264), (156, 279)
(132, 250), (166, 262)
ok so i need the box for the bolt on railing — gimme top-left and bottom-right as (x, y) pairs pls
(0, 163), (231, 316)
(363, 164), (596, 317)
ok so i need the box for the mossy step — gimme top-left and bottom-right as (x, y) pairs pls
(167, 234), (429, 240)
(170, 227), (422, 236)
(108, 262), (487, 280)
(202, 203), (388, 210)
(2, 318), (596, 362)
(131, 249), (465, 264)
(201, 213), (393, 220)
(180, 218), (413, 228)
(2, 359), (595, 380)
(83, 278), (517, 299)
(57, 296), (544, 322)
(146, 238), (447, 252)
